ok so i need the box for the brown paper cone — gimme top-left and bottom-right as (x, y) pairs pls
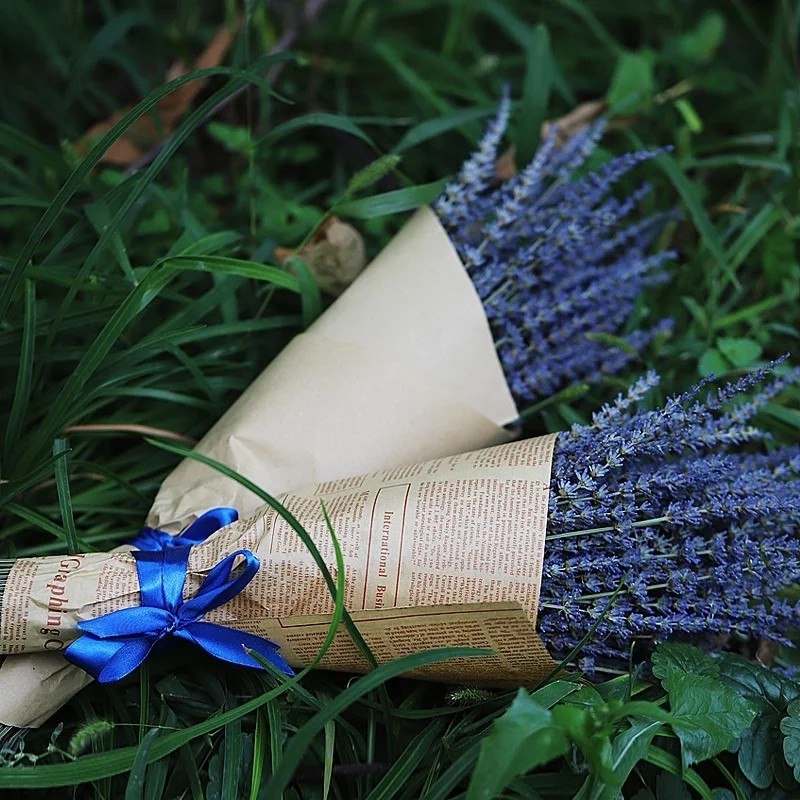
(0, 206), (520, 726)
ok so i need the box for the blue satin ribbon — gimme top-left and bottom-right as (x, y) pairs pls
(64, 508), (292, 683)
(130, 507), (239, 551)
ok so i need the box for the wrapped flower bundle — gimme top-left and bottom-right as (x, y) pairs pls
(0, 102), (676, 728)
(0, 366), (797, 694)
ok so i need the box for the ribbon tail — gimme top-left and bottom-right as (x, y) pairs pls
(180, 508), (238, 545)
(177, 622), (293, 676)
(65, 635), (155, 684)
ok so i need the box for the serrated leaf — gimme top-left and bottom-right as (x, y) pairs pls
(667, 674), (757, 769)
(717, 337), (762, 368)
(780, 699), (800, 782)
(652, 643), (720, 684)
(714, 652), (800, 789)
(466, 689), (568, 800)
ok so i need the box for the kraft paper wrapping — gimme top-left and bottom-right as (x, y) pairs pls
(148, 205), (518, 531)
(0, 437), (558, 685)
(0, 206), (520, 727)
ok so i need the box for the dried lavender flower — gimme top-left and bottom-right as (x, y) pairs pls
(435, 101), (676, 409)
(540, 364), (800, 672)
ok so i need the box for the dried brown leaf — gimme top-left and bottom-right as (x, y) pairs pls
(77, 21), (239, 166)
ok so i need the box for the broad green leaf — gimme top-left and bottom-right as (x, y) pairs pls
(675, 13), (726, 63)
(651, 643), (719, 684)
(208, 122), (254, 155)
(466, 689), (568, 800)
(666, 674), (757, 769)
(715, 652), (800, 789)
(607, 50), (654, 114)
(716, 337), (762, 368)
(698, 349), (730, 377)
(780, 699), (800, 782)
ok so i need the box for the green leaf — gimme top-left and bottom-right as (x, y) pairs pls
(52, 438), (78, 553)
(258, 112), (377, 150)
(393, 107), (495, 153)
(653, 152), (736, 290)
(716, 337), (762, 368)
(763, 227), (798, 287)
(675, 12), (726, 63)
(589, 720), (664, 800)
(645, 746), (714, 799)
(714, 652), (800, 789)
(222, 719), (243, 800)
(466, 689), (568, 800)
(607, 50), (654, 114)
(698, 349), (730, 377)
(208, 122), (254, 155)
(652, 643), (720, 683)
(264, 647), (489, 797)
(334, 180), (446, 219)
(284, 256), (322, 328)
(322, 719), (334, 800)
(780, 699), (800, 782)
(4, 279), (36, 459)
(125, 729), (160, 800)
(365, 722), (444, 800)
(0, 59), (284, 321)
(667, 674), (757, 769)
(516, 24), (553, 163)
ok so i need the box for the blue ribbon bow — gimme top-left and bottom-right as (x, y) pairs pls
(64, 508), (293, 683)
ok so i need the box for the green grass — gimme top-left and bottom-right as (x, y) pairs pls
(1, 1), (799, 796)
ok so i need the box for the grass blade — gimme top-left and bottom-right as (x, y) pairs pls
(264, 647), (490, 798)
(3, 279), (36, 460)
(52, 438), (78, 553)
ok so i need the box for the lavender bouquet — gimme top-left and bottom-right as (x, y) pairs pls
(540, 364), (800, 673)
(0, 100), (678, 733)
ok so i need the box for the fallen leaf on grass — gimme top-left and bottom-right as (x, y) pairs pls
(77, 21), (239, 165)
(275, 216), (367, 296)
